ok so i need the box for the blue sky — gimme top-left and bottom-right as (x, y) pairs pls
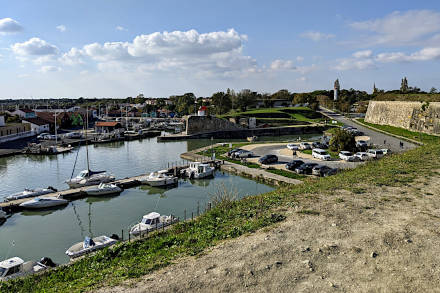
(1, 0), (440, 98)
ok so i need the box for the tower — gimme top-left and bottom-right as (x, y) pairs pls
(334, 79), (340, 101)
(373, 83), (377, 94)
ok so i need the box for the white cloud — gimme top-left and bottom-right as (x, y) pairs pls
(116, 26), (127, 31)
(39, 65), (61, 73)
(334, 58), (376, 71)
(11, 38), (58, 56)
(296, 56), (304, 62)
(353, 50), (372, 58)
(300, 31), (335, 41)
(296, 76), (307, 82)
(61, 29), (257, 76)
(350, 10), (440, 46)
(0, 18), (23, 34)
(56, 25), (66, 32)
(376, 47), (440, 63)
(270, 59), (295, 70)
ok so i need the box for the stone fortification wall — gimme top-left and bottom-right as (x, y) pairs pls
(186, 115), (245, 135)
(365, 101), (440, 134)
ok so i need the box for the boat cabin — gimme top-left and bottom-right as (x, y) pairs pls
(0, 257), (24, 278)
(141, 212), (161, 225)
(188, 162), (211, 174)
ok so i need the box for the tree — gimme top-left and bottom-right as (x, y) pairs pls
(271, 89), (291, 100)
(329, 128), (356, 152)
(400, 77), (409, 93)
(430, 87), (438, 94)
(233, 89), (257, 111)
(211, 92), (232, 115)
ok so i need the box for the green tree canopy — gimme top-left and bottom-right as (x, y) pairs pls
(329, 128), (356, 152)
(211, 92), (232, 115)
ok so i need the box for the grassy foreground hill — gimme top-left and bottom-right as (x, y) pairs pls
(2, 126), (440, 292)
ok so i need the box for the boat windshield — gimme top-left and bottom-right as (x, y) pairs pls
(78, 171), (89, 178)
(141, 218), (154, 224)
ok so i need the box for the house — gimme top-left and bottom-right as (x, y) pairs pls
(22, 118), (50, 134)
(36, 112), (72, 132)
(198, 106), (207, 116)
(0, 115), (32, 142)
(7, 108), (36, 118)
(95, 121), (123, 133)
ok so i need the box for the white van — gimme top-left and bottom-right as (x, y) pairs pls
(367, 149), (384, 159)
(312, 148), (331, 161)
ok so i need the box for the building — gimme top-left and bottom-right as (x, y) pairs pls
(22, 118), (50, 134)
(334, 79), (340, 101)
(0, 115), (31, 137)
(95, 121), (123, 133)
(7, 108), (36, 119)
(197, 106), (207, 116)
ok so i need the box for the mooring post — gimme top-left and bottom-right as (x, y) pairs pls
(128, 232), (131, 242)
(209, 202), (211, 211)
(184, 209), (186, 221)
(197, 201), (200, 216)
(121, 229), (124, 241)
(192, 212), (193, 221)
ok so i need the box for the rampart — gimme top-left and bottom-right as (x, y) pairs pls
(365, 101), (440, 134)
(186, 115), (245, 135)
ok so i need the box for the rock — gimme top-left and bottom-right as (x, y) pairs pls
(329, 282), (336, 287)
(371, 252), (378, 258)
(405, 239), (413, 243)
(275, 261), (283, 266)
(266, 265), (272, 270)
(331, 223), (337, 227)
(249, 270), (254, 276)
(301, 247), (311, 252)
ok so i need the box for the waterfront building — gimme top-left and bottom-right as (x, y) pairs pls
(7, 108), (36, 119)
(22, 117), (50, 134)
(0, 115), (31, 140)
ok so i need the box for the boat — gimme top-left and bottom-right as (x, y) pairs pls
(66, 170), (115, 188)
(84, 183), (122, 196)
(181, 162), (215, 179)
(0, 256), (56, 281)
(5, 187), (57, 202)
(65, 235), (119, 259)
(0, 210), (6, 223)
(66, 106), (115, 189)
(139, 170), (178, 187)
(247, 135), (258, 142)
(19, 195), (68, 209)
(129, 212), (178, 236)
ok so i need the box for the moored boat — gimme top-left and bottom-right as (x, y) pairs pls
(19, 195), (68, 209)
(181, 162), (215, 179)
(65, 235), (119, 259)
(84, 183), (122, 196)
(66, 170), (115, 188)
(0, 256), (56, 281)
(139, 170), (178, 187)
(5, 187), (57, 202)
(130, 212), (178, 236)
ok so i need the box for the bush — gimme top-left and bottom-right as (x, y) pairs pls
(329, 128), (356, 152)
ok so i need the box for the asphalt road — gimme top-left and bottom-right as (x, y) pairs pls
(319, 108), (417, 153)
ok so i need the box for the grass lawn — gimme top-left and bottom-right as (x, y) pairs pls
(358, 119), (440, 144)
(4, 139), (440, 292)
(218, 107), (325, 126)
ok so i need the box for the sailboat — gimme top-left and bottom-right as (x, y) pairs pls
(66, 107), (115, 189)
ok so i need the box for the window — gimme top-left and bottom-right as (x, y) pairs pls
(5, 265), (19, 276)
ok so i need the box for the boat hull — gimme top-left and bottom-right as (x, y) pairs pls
(19, 199), (68, 209)
(85, 188), (122, 196)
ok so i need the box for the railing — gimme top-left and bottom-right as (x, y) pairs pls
(0, 131), (36, 143)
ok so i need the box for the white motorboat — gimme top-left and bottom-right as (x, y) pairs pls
(5, 187), (57, 202)
(139, 170), (178, 187)
(66, 235), (119, 259)
(19, 195), (68, 209)
(85, 183), (122, 196)
(0, 256), (55, 281)
(181, 162), (215, 179)
(130, 212), (178, 236)
(66, 170), (115, 188)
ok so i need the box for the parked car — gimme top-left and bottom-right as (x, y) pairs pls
(356, 140), (368, 148)
(258, 154), (278, 164)
(338, 151), (359, 162)
(227, 148), (243, 157)
(285, 160), (304, 171)
(295, 162), (318, 174)
(299, 142), (312, 150)
(312, 149), (331, 161)
(286, 144), (299, 150)
(64, 132), (82, 139)
(37, 133), (49, 140)
(366, 149), (384, 159)
(233, 150), (254, 158)
(312, 165), (338, 177)
(355, 152), (370, 161)
(380, 148), (392, 155)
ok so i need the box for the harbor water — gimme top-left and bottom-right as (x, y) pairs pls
(0, 137), (278, 264)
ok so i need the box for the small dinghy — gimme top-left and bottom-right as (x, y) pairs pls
(19, 195), (68, 209)
(85, 183), (122, 196)
(139, 170), (178, 187)
(130, 212), (178, 236)
(5, 187), (57, 202)
(65, 235), (119, 259)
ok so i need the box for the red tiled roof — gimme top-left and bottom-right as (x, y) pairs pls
(95, 121), (120, 127)
(22, 117), (49, 126)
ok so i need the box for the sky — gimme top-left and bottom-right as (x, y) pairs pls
(1, 0), (440, 99)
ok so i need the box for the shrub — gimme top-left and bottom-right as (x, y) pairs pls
(329, 128), (356, 152)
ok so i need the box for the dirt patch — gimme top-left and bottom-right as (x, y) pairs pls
(98, 175), (440, 293)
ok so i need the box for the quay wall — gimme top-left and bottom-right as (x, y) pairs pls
(186, 115), (245, 135)
(365, 101), (440, 135)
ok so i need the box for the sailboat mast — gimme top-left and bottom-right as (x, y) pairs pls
(85, 106), (90, 171)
